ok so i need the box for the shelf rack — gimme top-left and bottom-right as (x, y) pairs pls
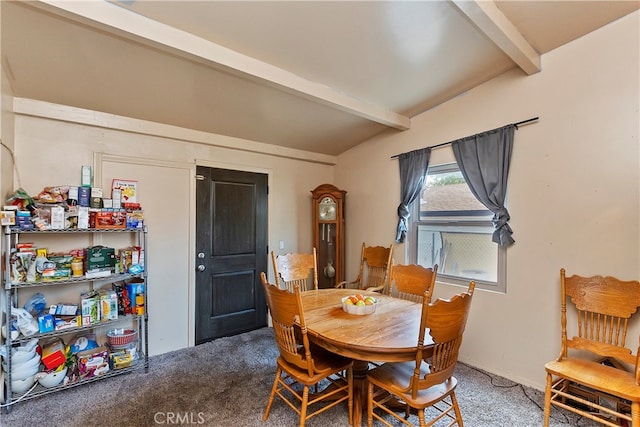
(1, 226), (149, 412)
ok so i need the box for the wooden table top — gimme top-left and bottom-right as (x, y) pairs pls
(300, 288), (427, 363)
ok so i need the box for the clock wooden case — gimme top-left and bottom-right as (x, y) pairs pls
(311, 184), (346, 288)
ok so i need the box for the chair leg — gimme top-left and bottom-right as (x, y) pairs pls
(543, 373), (552, 427)
(299, 385), (310, 427)
(632, 401), (640, 427)
(263, 367), (282, 421)
(367, 381), (374, 427)
(418, 407), (426, 427)
(451, 391), (464, 426)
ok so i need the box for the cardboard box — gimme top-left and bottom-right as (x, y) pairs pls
(16, 210), (33, 229)
(95, 210), (126, 229)
(109, 347), (137, 370)
(38, 314), (55, 333)
(68, 186), (78, 204)
(85, 268), (112, 279)
(78, 186), (91, 207)
(41, 268), (71, 282)
(81, 291), (100, 325)
(112, 189), (122, 209)
(42, 339), (66, 370)
(77, 346), (109, 379)
(86, 246), (116, 270)
(81, 165), (92, 187)
(126, 211), (144, 229)
(77, 206), (89, 229)
(120, 246), (143, 271)
(100, 289), (118, 322)
(49, 304), (78, 316)
(1, 210), (16, 226)
(53, 315), (80, 331)
(50, 205), (65, 229)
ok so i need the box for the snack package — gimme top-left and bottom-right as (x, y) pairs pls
(35, 186), (70, 204)
(6, 188), (36, 212)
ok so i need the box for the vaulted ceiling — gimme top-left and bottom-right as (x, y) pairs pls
(3, 1), (638, 155)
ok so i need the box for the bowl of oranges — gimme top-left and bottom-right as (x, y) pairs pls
(341, 294), (378, 315)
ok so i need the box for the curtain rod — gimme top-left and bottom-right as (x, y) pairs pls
(390, 116), (538, 159)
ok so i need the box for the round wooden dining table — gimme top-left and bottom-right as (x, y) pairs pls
(299, 288), (428, 426)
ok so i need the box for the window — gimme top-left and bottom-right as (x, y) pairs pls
(409, 163), (506, 293)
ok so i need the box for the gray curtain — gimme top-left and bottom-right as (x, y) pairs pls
(396, 147), (431, 243)
(451, 125), (515, 245)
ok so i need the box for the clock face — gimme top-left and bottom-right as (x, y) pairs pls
(319, 197), (337, 220)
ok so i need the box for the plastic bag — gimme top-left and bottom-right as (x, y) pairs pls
(12, 306), (39, 337)
(6, 187), (36, 212)
(23, 293), (47, 317)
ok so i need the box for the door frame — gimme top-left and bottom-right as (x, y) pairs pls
(96, 157), (272, 347)
(194, 159), (273, 344)
(95, 152), (197, 351)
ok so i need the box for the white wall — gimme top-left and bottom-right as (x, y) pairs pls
(1, 17), (16, 209)
(11, 107), (333, 356)
(1, 14), (17, 345)
(336, 12), (640, 390)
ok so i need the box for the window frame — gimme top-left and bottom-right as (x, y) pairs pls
(408, 163), (507, 293)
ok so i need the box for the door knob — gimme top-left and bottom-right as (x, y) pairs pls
(197, 265), (206, 272)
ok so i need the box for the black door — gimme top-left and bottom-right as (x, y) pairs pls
(195, 166), (268, 344)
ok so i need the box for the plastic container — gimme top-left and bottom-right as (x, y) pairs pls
(107, 329), (137, 347)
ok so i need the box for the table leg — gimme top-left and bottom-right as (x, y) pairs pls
(352, 360), (370, 426)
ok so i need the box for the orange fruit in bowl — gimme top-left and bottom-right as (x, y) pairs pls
(349, 296), (359, 304)
(356, 294), (364, 301)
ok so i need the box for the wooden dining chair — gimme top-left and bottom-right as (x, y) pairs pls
(543, 269), (640, 427)
(336, 242), (393, 294)
(260, 272), (353, 427)
(271, 248), (319, 292)
(367, 281), (475, 427)
(390, 263), (438, 303)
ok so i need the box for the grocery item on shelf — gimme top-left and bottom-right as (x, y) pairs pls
(1, 224), (148, 409)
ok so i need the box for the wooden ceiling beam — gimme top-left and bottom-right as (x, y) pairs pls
(31, 0), (411, 130)
(452, 0), (541, 75)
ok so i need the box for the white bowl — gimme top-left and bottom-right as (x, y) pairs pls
(12, 362), (40, 381)
(11, 375), (36, 393)
(341, 295), (378, 315)
(38, 367), (67, 388)
(11, 353), (41, 370)
(10, 348), (37, 364)
(11, 355), (41, 379)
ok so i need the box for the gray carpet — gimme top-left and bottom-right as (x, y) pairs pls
(1, 327), (599, 426)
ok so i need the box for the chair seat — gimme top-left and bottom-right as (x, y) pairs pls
(546, 357), (640, 402)
(278, 348), (352, 386)
(368, 361), (458, 409)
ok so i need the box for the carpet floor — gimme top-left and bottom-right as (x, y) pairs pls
(1, 327), (601, 426)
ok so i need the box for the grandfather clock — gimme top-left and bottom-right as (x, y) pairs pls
(311, 184), (346, 289)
